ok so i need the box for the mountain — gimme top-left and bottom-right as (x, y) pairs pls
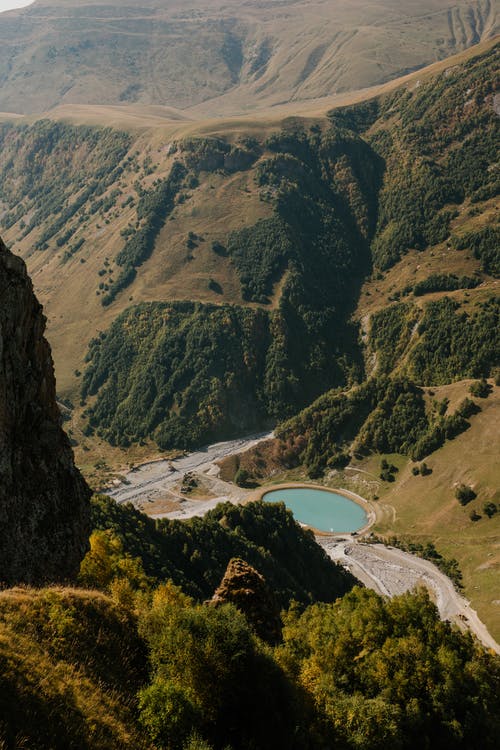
(2, 37), (497, 625)
(1, 38), (497, 461)
(0, 10), (499, 748)
(0, 236), (90, 585)
(0, 32), (498, 627)
(0, 0), (497, 116)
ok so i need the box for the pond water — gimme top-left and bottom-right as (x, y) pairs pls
(262, 487), (367, 533)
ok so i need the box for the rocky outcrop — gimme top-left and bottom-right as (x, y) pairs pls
(0, 238), (90, 585)
(210, 557), (282, 644)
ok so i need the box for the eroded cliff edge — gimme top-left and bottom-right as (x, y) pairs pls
(0, 237), (90, 585)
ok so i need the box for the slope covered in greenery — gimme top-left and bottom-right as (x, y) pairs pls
(361, 43), (499, 270)
(86, 495), (356, 607)
(1, 580), (498, 749)
(80, 127), (376, 448)
(274, 375), (494, 476)
(0, 120), (131, 247)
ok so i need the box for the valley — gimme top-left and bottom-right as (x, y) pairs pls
(0, 37), (498, 645)
(0, 0), (499, 743)
(104, 385), (500, 648)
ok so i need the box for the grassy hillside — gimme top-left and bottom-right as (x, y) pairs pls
(0, 39), (497, 472)
(0, 587), (151, 749)
(0, 0), (497, 116)
(371, 381), (500, 641)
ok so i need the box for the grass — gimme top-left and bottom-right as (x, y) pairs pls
(0, 587), (151, 749)
(1, 1), (497, 117)
(348, 381), (500, 642)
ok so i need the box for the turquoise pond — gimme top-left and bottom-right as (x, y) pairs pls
(262, 487), (367, 533)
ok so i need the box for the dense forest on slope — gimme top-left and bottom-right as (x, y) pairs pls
(369, 296), (499, 384)
(2, 560), (499, 749)
(81, 302), (271, 448)
(86, 495), (355, 606)
(0, 44), (498, 460)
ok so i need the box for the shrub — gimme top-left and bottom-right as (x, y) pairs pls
(469, 378), (492, 398)
(234, 468), (250, 487)
(455, 484), (477, 506)
(380, 459), (398, 482)
(483, 502), (498, 519)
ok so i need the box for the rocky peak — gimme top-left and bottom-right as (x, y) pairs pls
(0, 238), (90, 586)
(210, 557), (282, 644)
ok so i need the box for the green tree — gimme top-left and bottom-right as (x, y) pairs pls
(455, 484), (477, 506)
(139, 598), (296, 749)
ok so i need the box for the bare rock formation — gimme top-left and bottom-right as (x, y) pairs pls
(210, 557), (282, 644)
(0, 238), (90, 585)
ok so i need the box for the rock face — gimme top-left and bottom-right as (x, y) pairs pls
(0, 238), (90, 585)
(210, 557), (282, 644)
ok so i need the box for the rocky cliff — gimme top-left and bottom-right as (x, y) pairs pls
(210, 557), (282, 644)
(0, 237), (90, 585)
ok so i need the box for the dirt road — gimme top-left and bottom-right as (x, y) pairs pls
(318, 537), (500, 654)
(107, 431), (272, 507)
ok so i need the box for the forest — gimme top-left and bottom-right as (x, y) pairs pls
(81, 125), (382, 447)
(86, 496), (355, 606)
(1, 496), (498, 750)
(78, 44), (499, 455)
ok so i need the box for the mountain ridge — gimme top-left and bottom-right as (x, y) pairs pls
(0, 0), (497, 116)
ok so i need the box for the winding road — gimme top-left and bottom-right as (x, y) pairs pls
(318, 537), (500, 654)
